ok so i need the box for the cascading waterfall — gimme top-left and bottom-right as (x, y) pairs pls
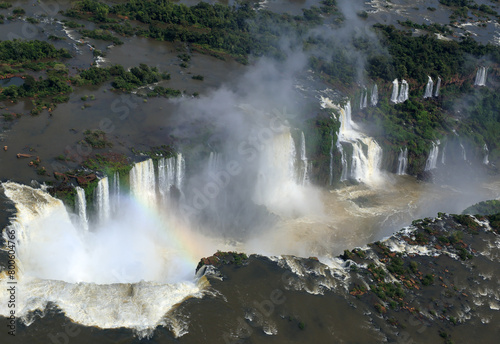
(390, 79), (399, 103)
(95, 177), (110, 223)
(112, 171), (120, 213)
(350, 139), (383, 183)
(424, 141), (439, 171)
(0, 180), (204, 339)
(299, 132), (309, 185)
(208, 152), (222, 172)
(460, 142), (467, 161)
(75, 186), (88, 231)
(474, 67), (487, 86)
(158, 153), (185, 205)
(329, 131), (334, 185)
(254, 128), (309, 216)
(337, 139), (348, 182)
(158, 156), (175, 204)
(396, 148), (408, 175)
(130, 159), (156, 209)
(371, 84), (378, 106)
(424, 76), (433, 98)
(483, 144), (489, 165)
(397, 79), (409, 103)
(322, 98), (383, 185)
(441, 142), (446, 165)
(434, 77), (441, 97)
(360, 88), (368, 109)
(176, 153), (185, 192)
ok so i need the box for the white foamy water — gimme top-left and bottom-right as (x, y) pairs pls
(0, 181), (207, 338)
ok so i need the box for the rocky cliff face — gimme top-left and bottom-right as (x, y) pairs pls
(192, 213), (500, 343)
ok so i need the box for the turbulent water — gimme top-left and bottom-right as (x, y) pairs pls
(0, 179), (211, 338)
(322, 98), (383, 186)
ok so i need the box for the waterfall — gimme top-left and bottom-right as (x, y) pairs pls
(390, 79), (399, 103)
(158, 153), (185, 204)
(0, 181), (202, 337)
(441, 142), (446, 165)
(329, 131), (334, 185)
(95, 177), (110, 223)
(350, 138), (383, 183)
(460, 142), (467, 161)
(175, 153), (185, 191)
(129, 159), (156, 209)
(75, 186), (89, 231)
(299, 132), (309, 185)
(483, 144), (489, 165)
(371, 84), (378, 106)
(337, 139), (348, 182)
(112, 171), (120, 213)
(424, 76), (433, 98)
(397, 80), (409, 103)
(424, 141), (439, 171)
(158, 156), (175, 204)
(208, 152), (221, 173)
(396, 148), (408, 175)
(321, 98), (383, 185)
(434, 77), (441, 97)
(474, 67), (487, 86)
(253, 128), (306, 216)
(360, 88), (367, 109)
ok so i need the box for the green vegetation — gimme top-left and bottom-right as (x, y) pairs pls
(82, 153), (132, 176)
(0, 2), (12, 9)
(12, 7), (25, 16)
(191, 75), (204, 81)
(79, 29), (124, 45)
(82, 130), (112, 149)
(75, 64), (173, 94)
(397, 19), (452, 35)
(0, 40), (71, 63)
(463, 200), (500, 215)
